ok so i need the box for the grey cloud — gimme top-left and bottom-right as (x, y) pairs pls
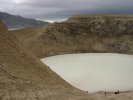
(0, 0), (133, 20)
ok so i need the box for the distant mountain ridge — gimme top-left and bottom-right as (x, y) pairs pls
(0, 12), (49, 30)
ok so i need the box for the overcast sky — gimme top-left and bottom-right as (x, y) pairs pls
(0, 0), (133, 21)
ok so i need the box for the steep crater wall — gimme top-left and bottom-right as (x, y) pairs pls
(12, 15), (133, 58)
(0, 19), (90, 100)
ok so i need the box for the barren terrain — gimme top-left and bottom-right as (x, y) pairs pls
(1, 15), (133, 99)
(0, 19), (92, 100)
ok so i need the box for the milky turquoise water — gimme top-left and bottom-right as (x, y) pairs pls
(41, 53), (133, 93)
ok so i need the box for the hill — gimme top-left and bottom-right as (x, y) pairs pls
(12, 14), (133, 58)
(0, 12), (48, 30)
(0, 19), (91, 100)
(1, 15), (133, 100)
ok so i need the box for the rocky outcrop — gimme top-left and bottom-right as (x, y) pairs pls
(0, 19), (91, 100)
(13, 15), (133, 58)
